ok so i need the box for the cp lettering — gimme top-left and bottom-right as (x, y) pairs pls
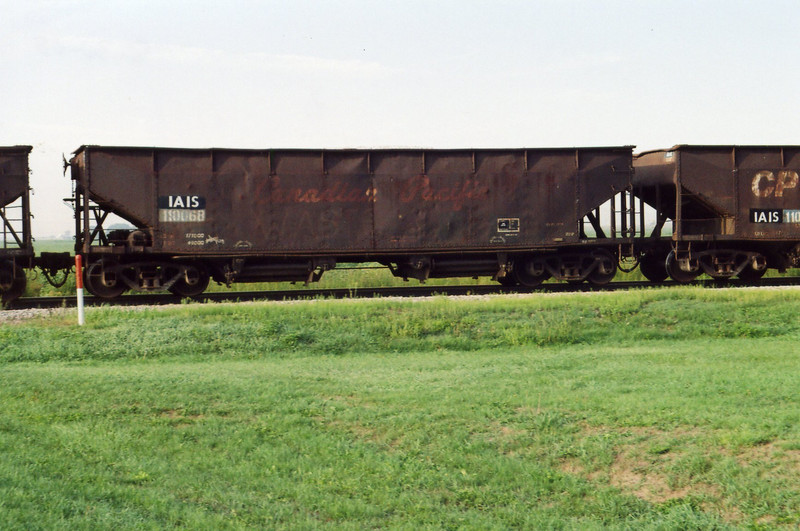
(752, 170), (799, 198)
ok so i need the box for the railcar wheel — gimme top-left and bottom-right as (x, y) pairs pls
(665, 251), (700, 283)
(737, 265), (767, 282)
(84, 260), (127, 299)
(497, 275), (518, 287)
(639, 253), (669, 283)
(1, 262), (26, 305)
(587, 268), (615, 286)
(168, 266), (210, 297)
(513, 258), (550, 288)
(587, 250), (616, 286)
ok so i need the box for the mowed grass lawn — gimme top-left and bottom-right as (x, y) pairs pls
(3, 287), (800, 529)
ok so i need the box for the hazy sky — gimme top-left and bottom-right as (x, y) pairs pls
(3, 0), (800, 236)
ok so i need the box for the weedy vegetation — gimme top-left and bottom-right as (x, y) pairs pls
(3, 286), (800, 528)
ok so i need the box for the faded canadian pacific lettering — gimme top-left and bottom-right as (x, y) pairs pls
(271, 178), (376, 204)
(398, 176), (490, 211)
(752, 170), (799, 198)
(268, 175), (495, 212)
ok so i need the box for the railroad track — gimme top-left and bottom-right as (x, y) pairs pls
(7, 276), (800, 311)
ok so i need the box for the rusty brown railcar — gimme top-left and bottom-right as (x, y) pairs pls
(69, 145), (637, 298)
(634, 145), (800, 282)
(0, 146), (33, 304)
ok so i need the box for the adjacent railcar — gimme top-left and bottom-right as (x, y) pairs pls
(69, 145), (635, 298)
(634, 145), (800, 282)
(0, 146), (33, 304)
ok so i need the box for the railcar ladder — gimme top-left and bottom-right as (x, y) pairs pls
(0, 202), (25, 249)
(609, 189), (646, 239)
(581, 189), (646, 241)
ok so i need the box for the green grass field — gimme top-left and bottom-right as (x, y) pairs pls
(3, 287), (800, 528)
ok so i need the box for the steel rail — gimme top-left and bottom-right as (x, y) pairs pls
(6, 276), (800, 311)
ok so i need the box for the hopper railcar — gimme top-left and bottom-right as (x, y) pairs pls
(68, 145), (637, 298)
(633, 145), (800, 282)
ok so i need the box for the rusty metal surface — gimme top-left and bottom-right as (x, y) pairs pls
(634, 145), (800, 241)
(70, 147), (157, 226)
(0, 146), (33, 257)
(72, 145), (633, 257)
(0, 146), (32, 209)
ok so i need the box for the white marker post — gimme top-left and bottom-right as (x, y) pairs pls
(75, 254), (85, 326)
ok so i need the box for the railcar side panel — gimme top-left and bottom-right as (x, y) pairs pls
(634, 145), (800, 241)
(72, 145), (633, 257)
(0, 146), (33, 258)
(677, 149), (737, 218)
(0, 149), (30, 206)
(156, 150), (214, 252)
(264, 151), (374, 252)
(79, 148), (156, 227)
(373, 150), (483, 250)
(208, 150), (272, 252)
(735, 147), (800, 240)
(577, 148), (637, 210)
